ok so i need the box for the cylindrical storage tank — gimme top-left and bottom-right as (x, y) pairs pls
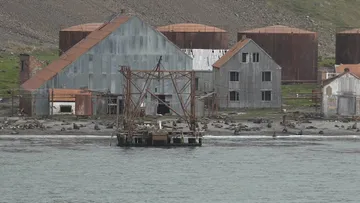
(238, 25), (318, 83)
(59, 23), (103, 55)
(336, 29), (360, 64)
(157, 23), (228, 49)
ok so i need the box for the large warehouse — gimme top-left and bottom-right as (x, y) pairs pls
(20, 15), (193, 117)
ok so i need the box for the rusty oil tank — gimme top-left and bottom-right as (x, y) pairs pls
(157, 23), (228, 49)
(238, 25), (318, 83)
(336, 28), (360, 64)
(59, 23), (103, 55)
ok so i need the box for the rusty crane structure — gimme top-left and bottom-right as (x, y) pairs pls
(116, 57), (203, 147)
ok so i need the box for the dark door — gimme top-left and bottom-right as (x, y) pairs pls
(157, 95), (170, 115)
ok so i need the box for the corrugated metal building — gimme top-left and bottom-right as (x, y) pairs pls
(213, 39), (282, 109)
(238, 25), (318, 83)
(20, 15), (193, 117)
(336, 29), (360, 64)
(157, 23), (228, 49)
(59, 23), (103, 55)
(183, 49), (227, 94)
(322, 70), (360, 117)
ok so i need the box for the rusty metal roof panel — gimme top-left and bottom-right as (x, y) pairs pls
(241, 25), (315, 34)
(22, 77), (46, 91)
(157, 23), (226, 33)
(50, 89), (91, 102)
(336, 64), (360, 77)
(339, 28), (360, 34)
(21, 15), (131, 91)
(212, 39), (251, 68)
(61, 23), (104, 32)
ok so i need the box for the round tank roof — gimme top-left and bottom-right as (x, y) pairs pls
(61, 23), (104, 32)
(241, 25), (315, 34)
(338, 28), (360, 34)
(157, 23), (226, 33)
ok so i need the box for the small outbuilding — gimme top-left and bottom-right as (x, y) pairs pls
(212, 39), (282, 109)
(322, 69), (360, 117)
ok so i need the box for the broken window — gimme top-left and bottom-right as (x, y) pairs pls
(195, 77), (199, 90)
(229, 91), (240, 101)
(261, 91), (272, 101)
(242, 53), (249, 63)
(253, 53), (260, 62)
(60, 105), (72, 113)
(230, 72), (239, 81)
(262, 71), (271, 82)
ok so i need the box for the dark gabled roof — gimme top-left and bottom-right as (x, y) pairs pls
(21, 16), (130, 91)
(212, 38), (251, 69)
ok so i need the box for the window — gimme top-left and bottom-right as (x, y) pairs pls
(262, 91), (272, 101)
(21, 60), (25, 72)
(89, 54), (93, 61)
(242, 53), (249, 63)
(195, 77), (199, 90)
(230, 72), (239, 81)
(229, 91), (240, 101)
(253, 53), (259, 62)
(262, 71), (271, 82)
(60, 105), (72, 113)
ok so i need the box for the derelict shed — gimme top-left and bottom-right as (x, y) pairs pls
(20, 15), (193, 117)
(59, 23), (103, 55)
(336, 28), (360, 64)
(212, 39), (282, 109)
(322, 70), (360, 117)
(157, 23), (229, 49)
(238, 25), (318, 83)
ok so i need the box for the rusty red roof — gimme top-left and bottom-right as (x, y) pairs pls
(50, 89), (91, 102)
(336, 64), (360, 77)
(241, 25), (315, 34)
(338, 28), (360, 34)
(21, 15), (130, 91)
(61, 23), (103, 32)
(157, 23), (226, 33)
(212, 39), (251, 69)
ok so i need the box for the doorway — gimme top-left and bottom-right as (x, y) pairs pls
(338, 96), (356, 116)
(156, 95), (170, 115)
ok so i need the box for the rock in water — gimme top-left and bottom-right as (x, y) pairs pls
(319, 130), (324, 135)
(267, 122), (272, 128)
(73, 123), (80, 130)
(94, 124), (100, 131)
(352, 122), (357, 129)
(60, 127), (66, 131)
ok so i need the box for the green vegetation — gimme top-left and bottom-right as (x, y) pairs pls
(318, 56), (335, 67)
(0, 50), (58, 96)
(268, 0), (360, 29)
(282, 84), (318, 108)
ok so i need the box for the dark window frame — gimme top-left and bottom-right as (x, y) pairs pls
(242, 53), (249, 63)
(230, 72), (239, 81)
(253, 53), (260, 62)
(261, 91), (272, 101)
(229, 91), (240, 101)
(262, 71), (271, 82)
(21, 60), (25, 72)
(195, 77), (199, 91)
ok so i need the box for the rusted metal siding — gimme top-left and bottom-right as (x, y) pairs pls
(75, 94), (93, 116)
(336, 33), (360, 64)
(59, 31), (93, 55)
(160, 32), (228, 49)
(238, 31), (318, 82)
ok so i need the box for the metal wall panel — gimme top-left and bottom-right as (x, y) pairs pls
(336, 33), (360, 64)
(37, 17), (193, 116)
(75, 94), (93, 116)
(238, 32), (318, 82)
(214, 40), (282, 109)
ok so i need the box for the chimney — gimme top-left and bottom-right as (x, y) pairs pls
(120, 9), (126, 14)
(344, 68), (350, 72)
(19, 54), (30, 85)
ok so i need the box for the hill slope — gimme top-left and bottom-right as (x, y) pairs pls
(1, 0), (360, 56)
